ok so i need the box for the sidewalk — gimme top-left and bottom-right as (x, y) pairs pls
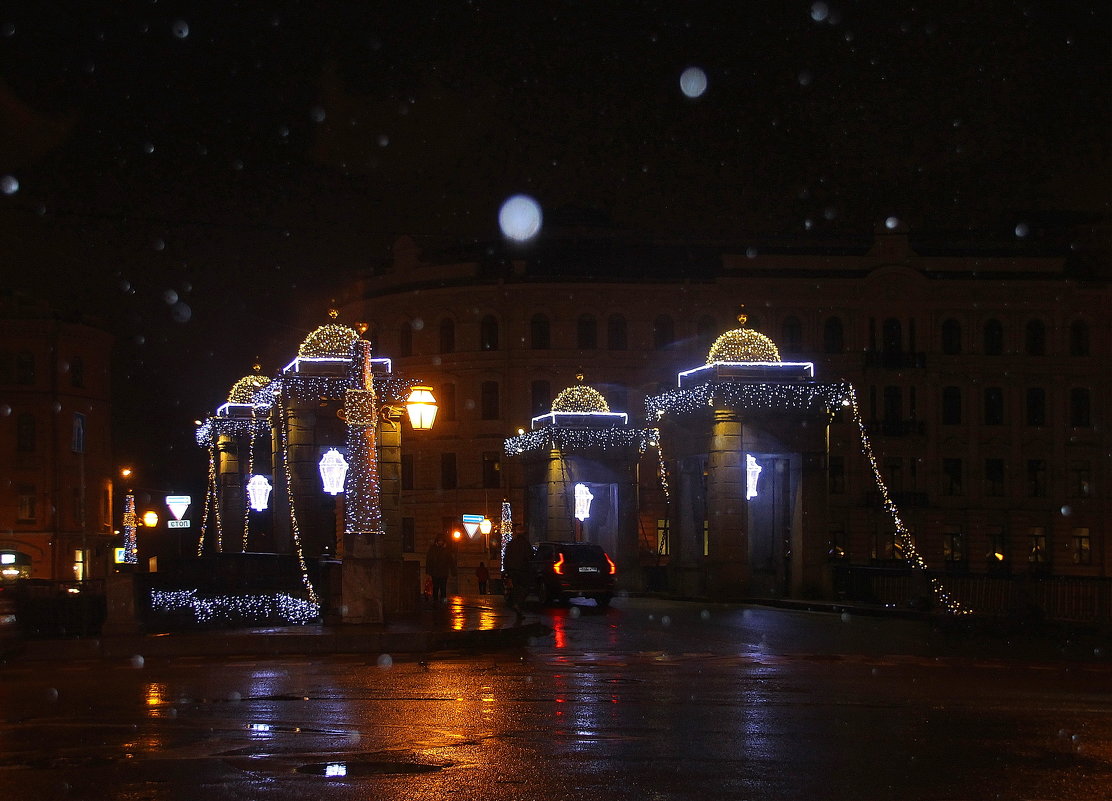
(2, 595), (548, 663)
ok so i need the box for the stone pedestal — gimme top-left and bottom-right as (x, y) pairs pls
(101, 573), (139, 635)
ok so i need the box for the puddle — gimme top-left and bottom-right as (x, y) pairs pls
(296, 758), (450, 777)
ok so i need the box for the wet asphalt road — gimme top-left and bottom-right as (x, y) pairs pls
(2, 597), (1111, 801)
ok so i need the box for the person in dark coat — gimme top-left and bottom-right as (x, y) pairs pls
(475, 561), (490, 594)
(425, 534), (454, 604)
(502, 532), (533, 610)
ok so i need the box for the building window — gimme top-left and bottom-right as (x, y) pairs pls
(983, 387), (1004, 425)
(1026, 459), (1048, 497)
(530, 314), (551, 349)
(1072, 528), (1092, 565)
(1069, 460), (1091, 498)
(941, 318), (961, 355)
(72, 412), (86, 454)
(942, 527), (965, 564)
(482, 451), (501, 489)
(781, 316), (802, 353)
(70, 356), (85, 388)
(531, 380), (551, 416)
(399, 321), (413, 357)
(15, 351), (35, 384)
(987, 527), (1009, 571)
(440, 382), (457, 421)
(652, 315), (674, 350)
(440, 453), (457, 490)
(984, 458), (1005, 497)
(607, 314), (627, 350)
(17, 486), (36, 522)
(941, 386), (962, 425)
(828, 524), (847, 559)
(1069, 319), (1090, 356)
(401, 454), (415, 490)
(402, 518), (416, 553)
(576, 314), (598, 350)
(881, 318), (901, 353)
(1024, 319), (1046, 355)
(882, 386), (901, 422)
(480, 315), (499, 351)
(656, 518), (670, 556)
(871, 531), (902, 562)
(696, 315), (717, 354)
(983, 319), (1004, 355)
(1025, 387), (1046, 426)
(941, 458), (963, 496)
(480, 381), (500, 420)
(823, 317), (845, 354)
(439, 319), (455, 354)
(1028, 527), (1048, 564)
(1069, 387), (1091, 427)
(16, 414), (36, 452)
(828, 455), (845, 494)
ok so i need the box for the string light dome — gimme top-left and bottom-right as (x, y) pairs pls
(298, 323), (360, 359)
(551, 377), (610, 413)
(227, 373), (272, 403)
(707, 310), (780, 363)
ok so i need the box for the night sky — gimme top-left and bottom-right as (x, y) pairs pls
(0, 2), (1108, 489)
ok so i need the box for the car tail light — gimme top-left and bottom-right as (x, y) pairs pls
(553, 553), (565, 575)
(605, 554), (616, 574)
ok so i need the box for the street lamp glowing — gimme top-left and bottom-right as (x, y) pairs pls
(405, 385), (438, 430)
(142, 510), (159, 527)
(318, 448), (349, 495)
(479, 518), (493, 536)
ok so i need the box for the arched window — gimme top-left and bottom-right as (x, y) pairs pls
(481, 381), (500, 420)
(70, 356), (85, 388)
(607, 315), (627, 350)
(941, 387), (962, 425)
(881, 318), (902, 354)
(530, 314), (551, 350)
(16, 414), (36, 452)
(439, 319), (455, 354)
(652, 315), (674, 350)
(399, 321), (413, 357)
(1070, 388), (1091, 428)
(781, 316), (803, 354)
(1026, 387), (1046, 427)
(983, 387), (1005, 425)
(15, 351), (34, 385)
(1070, 319), (1090, 356)
(576, 315), (597, 350)
(823, 317), (845, 354)
(531, 380), (551, 416)
(439, 382), (457, 421)
(941, 319), (962, 355)
(480, 315), (499, 351)
(696, 315), (717, 354)
(1024, 319), (1046, 356)
(983, 319), (1004, 355)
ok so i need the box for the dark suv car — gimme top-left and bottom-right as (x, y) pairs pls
(528, 541), (616, 607)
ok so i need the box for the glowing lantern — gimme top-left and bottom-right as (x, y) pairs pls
(247, 474), (273, 511)
(318, 448), (349, 495)
(405, 385), (438, 430)
(479, 518), (493, 536)
(746, 455), (762, 500)
(142, 511), (160, 527)
(574, 483), (595, 521)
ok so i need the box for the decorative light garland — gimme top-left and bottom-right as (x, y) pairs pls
(150, 588), (319, 625)
(228, 374), (272, 404)
(500, 500), (512, 565)
(298, 323), (360, 360)
(278, 411), (320, 605)
(504, 426), (653, 455)
(551, 384), (611, 413)
(196, 445), (223, 555)
(645, 381), (852, 419)
(121, 493), (138, 564)
(344, 387), (383, 535)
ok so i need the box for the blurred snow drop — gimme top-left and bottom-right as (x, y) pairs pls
(0, 175), (18, 195)
(1014, 223), (1029, 238)
(498, 194), (542, 242)
(0, 405), (10, 416)
(377, 653), (393, 669)
(811, 2), (830, 22)
(679, 66), (707, 98)
(700, 609), (710, 620)
(885, 216), (900, 230)
(1060, 505), (1072, 517)
(170, 302), (192, 323)
(171, 20), (189, 39)
(163, 289), (178, 305)
(570, 605), (581, 618)
(130, 655), (145, 668)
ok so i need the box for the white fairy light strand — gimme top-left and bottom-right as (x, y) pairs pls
(278, 411), (321, 606)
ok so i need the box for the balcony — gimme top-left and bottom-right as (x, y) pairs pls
(864, 350), (926, 369)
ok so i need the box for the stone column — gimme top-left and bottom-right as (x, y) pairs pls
(706, 408), (749, 597)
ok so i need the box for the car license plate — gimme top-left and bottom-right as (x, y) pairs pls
(578, 566), (599, 573)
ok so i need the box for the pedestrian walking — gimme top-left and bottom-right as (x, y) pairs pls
(502, 532), (533, 611)
(475, 561), (490, 594)
(425, 534), (454, 604)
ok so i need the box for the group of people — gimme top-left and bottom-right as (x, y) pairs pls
(423, 530), (533, 608)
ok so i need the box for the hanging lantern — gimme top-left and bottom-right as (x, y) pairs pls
(318, 448), (349, 495)
(405, 385), (438, 430)
(247, 474), (273, 511)
(746, 454), (763, 499)
(479, 518), (493, 536)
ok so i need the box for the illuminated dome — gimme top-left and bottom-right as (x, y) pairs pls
(551, 381), (610, 413)
(707, 312), (780, 363)
(298, 323), (360, 359)
(228, 373), (271, 403)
